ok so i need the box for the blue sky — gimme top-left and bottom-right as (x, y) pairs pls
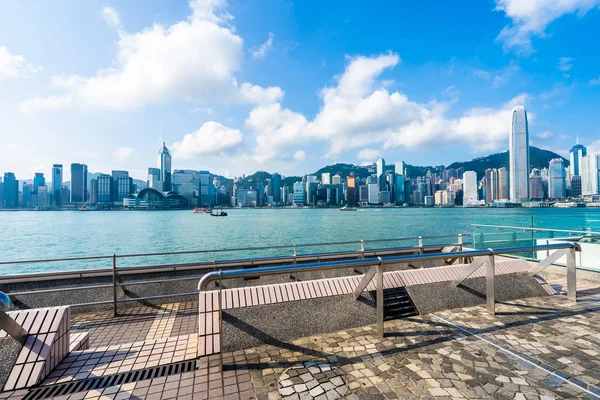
(1, 0), (599, 181)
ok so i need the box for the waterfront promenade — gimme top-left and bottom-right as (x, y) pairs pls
(1, 276), (599, 399)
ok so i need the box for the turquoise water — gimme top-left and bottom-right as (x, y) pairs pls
(1, 208), (599, 275)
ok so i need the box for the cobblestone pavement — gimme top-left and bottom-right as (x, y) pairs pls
(3, 285), (600, 399)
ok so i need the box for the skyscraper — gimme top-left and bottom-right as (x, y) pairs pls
(321, 173), (331, 185)
(497, 167), (509, 200)
(347, 173), (356, 206)
(33, 173), (45, 194)
(510, 106), (530, 202)
(158, 142), (172, 192)
(70, 163), (88, 203)
(52, 164), (63, 206)
(569, 137), (587, 176)
(2, 172), (18, 208)
(463, 171), (478, 204)
(147, 168), (161, 189)
(581, 153), (600, 195)
(548, 158), (566, 199)
(376, 158), (386, 191)
(272, 173), (282, 203)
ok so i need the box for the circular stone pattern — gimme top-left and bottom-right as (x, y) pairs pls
(278, 361), (349, 399)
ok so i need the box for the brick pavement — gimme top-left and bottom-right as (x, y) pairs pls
(2, 282), (600, 399)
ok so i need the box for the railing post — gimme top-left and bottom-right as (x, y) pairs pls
(218, 270), (224, 371)
(376, 257), (384, 337)
(486, 251), (495, 315)
(418, 236), (424, 268)
(567, 247), (577, 302)
(112, 254), (118, 317)
(213, 250), (216, 264)
(458, 234), (463, 263)
(293, 244), (297, 264)
(360, 240), (365, 259)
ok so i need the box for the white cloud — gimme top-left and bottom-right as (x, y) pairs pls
(19, 95), (72, 113)
(557, 56), (574, 71)
(589, 76), (600, 86)
(172, 121), (243, 159)
(251, 32), (274, 59)
(115, 147), (134, 161)
(0, 46), (41, 79)
(246, 52), (532, 162)
(495, 0), (600, 54)
(293, 150), (306, 161)
(101, 6), (121, 28)
(20, 1), (283, 112)
(536, 131), (554, 139)
(472, 63), (520, 88)
(356, 148), (380, 162)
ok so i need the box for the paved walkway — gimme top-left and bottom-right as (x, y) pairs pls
(2, 279), (600, 399)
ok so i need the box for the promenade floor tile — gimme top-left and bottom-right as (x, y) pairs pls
(2, 279), (600, 399)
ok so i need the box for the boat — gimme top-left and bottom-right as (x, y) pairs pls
(340, 206), (357, 211)
(210, 211), (228, 217)
(193, 207), (213, 213)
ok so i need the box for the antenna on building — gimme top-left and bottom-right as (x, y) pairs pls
(576, 135), (579, 145)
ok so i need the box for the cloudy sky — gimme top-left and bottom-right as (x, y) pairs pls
(1, 0), (599, 181)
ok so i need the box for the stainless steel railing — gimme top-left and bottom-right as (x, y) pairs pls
(1, 234), (469, 315)
(198, 242), (582, 342)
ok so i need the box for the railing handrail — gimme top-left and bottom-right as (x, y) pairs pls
(0, 234), (469, 267)
(472, 224), (600, 235)
(0, 241), (469, 282)
(197, 242), (581, 291)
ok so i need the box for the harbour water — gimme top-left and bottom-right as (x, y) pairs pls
(1, 208), (599, 276)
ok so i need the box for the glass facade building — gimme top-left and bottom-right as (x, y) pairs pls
(70, 163), (88, 203)
(570, 141), (586, 176)
(548, 158), (566, 199)
(271, 173), (281, 203)
(52, 164), (63, 206)
(158, 142), (172, 192)
(2, 172), (18, 208)
(33, 173), (45, 194)
(509, 106), (530, 202)
(97, 174), (112, 204)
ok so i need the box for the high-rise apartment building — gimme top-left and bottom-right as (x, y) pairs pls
(548, 158), (566, 199)
(158, 142), (172, 192)
(509, 106), (530, 202)
(70, 163), (88, 203)
(52, 164), (63, 206)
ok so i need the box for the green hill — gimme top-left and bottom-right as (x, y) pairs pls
(224, 146), (567, 191)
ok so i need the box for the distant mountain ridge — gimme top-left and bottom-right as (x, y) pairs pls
(233, 146), (567, 190)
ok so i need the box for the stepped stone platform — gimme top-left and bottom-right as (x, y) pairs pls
(1, 269), (599, 399)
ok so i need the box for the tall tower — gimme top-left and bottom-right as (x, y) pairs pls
(376, 158), (386, 191)
(52, 164), (63, 206)
(70, 163), (88, 203)
(158, 142), (172, 192)
(569, 136), (587, 176)
(509, 106), (530, 202)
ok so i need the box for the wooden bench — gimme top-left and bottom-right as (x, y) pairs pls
(0, 306), (86, 391)
(198, 259), (534, 356)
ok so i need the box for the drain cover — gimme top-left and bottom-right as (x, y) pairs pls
(23, 359), (196, 400)
(278, 361), (348, 399)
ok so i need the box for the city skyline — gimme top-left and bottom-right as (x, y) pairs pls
(1, 1), (600, 180)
